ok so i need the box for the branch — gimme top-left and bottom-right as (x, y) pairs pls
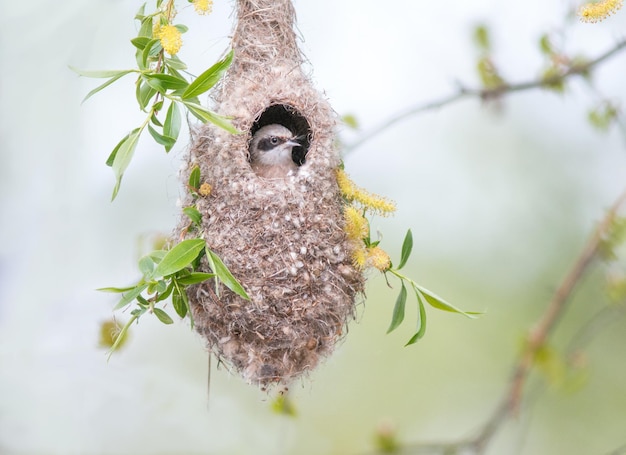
(389, 187), (626, 455)
(461, 188), (626, 454)
(346, 38), (626, 152)
(504, 188), (626, 414)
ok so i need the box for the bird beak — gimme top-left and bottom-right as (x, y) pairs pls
(286, 139), (301, 148)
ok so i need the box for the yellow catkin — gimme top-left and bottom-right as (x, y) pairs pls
(367, 246), (391, 271)
(157, 25), (182, 55)
(193, 0), (214, 15)
(578, 0), (623, 22)
(336, 168), (356, 199)
(153, 22), (162, 40)
(351, 244), (368, 270)
(335, 168), (396, 216)
(199, 182), (212, 197)
(354, 190), (396, 216)
(344, 206), (369, 241)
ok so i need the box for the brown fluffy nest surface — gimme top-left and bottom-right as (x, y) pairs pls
(176, 0), (364, 388)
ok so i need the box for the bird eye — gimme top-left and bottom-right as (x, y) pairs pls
(270, 136), (279, 144)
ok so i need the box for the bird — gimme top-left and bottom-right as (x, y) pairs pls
(249, 124), (301, 179)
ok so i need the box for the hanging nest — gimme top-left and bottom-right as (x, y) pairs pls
(177, 0), (364, 388)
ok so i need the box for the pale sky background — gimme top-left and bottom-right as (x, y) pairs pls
(1, 1), (626, 454)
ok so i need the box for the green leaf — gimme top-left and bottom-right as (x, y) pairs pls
(166, 56), (188, 71)
(539, 34), (554, 56)
(148, 124), (176, 150)
(405, 286), (427, 346)
(588, 102), (619, 132)
(152, 239), (206, 278)
(183, 101), (239, 134)
(107, 312), (140, 358)
(176, 272), (215, 286)
(150, 112), (163, 128)
(189, 165), (201, 190)
(136, 294), (150, 306)
(106, 134), (127, 167)
(149, 250), (167, 263)
(97, 285), (136, 293)
(135, 48), (147, 71)
(183, 206), (202, 226)
(138, 255), (155, 277)
(182, 50), (234, 100)
(114, 283), (149, 310)
(163, 102), (182, 149)
(387, 281), (407, 334)
(137, 16), (153, 38)
(341, 114), (359, 129)
(206, 247), (250, 300)
(80, 70), (134, 103)
(541, 65), (565, 93)
(173, 280), (193, 326)
(165, 65), (186, 82)
(136, 79), (157, 111)
(415, 284), (479, 318)
(144, 73), (189, 92)
(397, 229), (413, 270)
(156, 280), (175, 302)
(155, 280), (167, 293)
(110, 127), (143, 201)
(130, 36), (151, 50)
(174, 24), (189, 33)
(172, 285), (187, 318)
(405, 331), (421, 346)
(153, 308), (174, 324)
(142, 39), (162, 68)
(70, 67), (134, 78)
(271, 395), (297, 417)
(473, 24), (490, 52)
(135, 3), (146, 20)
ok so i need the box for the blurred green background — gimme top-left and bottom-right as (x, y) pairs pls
(1, 1), (625, 454)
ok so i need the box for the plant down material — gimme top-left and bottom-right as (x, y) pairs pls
(177, 0), (365, 388)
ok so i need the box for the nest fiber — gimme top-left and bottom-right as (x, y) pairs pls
(178, 0), (364, 387)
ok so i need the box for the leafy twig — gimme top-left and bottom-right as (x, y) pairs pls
(384, 230), (480, 346)
(346, 38), (626, 152)
(72, 2), (237, 200)
(98, 167), (252, 357)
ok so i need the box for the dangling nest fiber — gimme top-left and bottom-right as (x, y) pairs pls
(177, 0), (364, 388)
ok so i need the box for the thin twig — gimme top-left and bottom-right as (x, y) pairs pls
(505, 188), (626, 414)
(386, 187), (626, 455)
(346, 38), (626, 152)
(472, 187), (626, 453)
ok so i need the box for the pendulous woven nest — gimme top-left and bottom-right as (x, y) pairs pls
(176, 0), (364, 388)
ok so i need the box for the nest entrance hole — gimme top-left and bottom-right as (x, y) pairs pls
(250, 104), (311, 166)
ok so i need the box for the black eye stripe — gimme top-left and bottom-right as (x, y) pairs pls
(257, 136), (285, 151)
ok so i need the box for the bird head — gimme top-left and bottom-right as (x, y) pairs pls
(249, 124), (301, 167)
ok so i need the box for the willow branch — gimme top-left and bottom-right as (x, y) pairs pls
(346, 38), (626, 152)
(505, 189), (626, 412)
(468, 187), (626, 455)
(390, 187), (626, 455)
